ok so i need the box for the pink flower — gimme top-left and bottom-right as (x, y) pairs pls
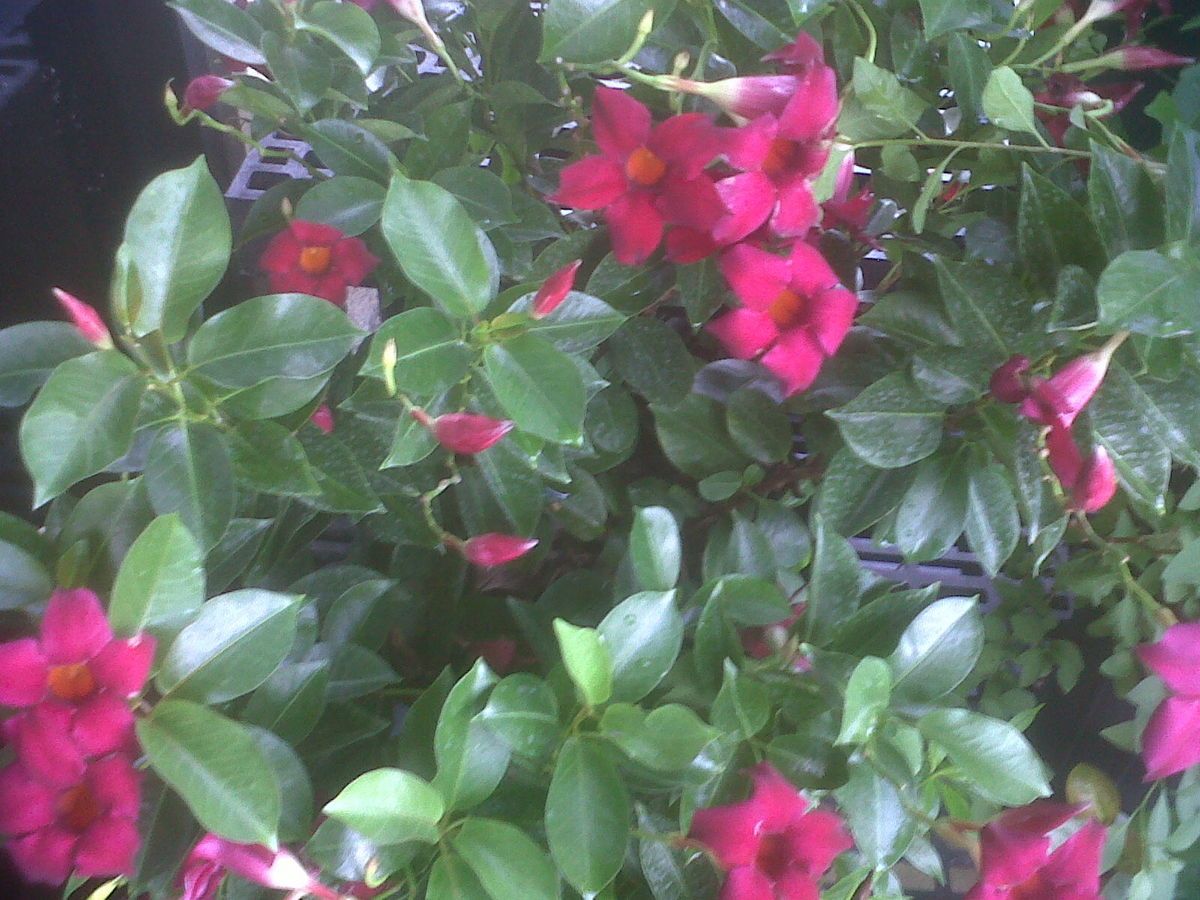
(1072, 447), (1117, 513)
(1137, 623), (1200, 779)
(52, 289), (113, 349)
(426, 412), (515, 454)
(309, 404), (335, 434)
(990, 355), (1032, 404)
(182, 75), (234, 112)
(179, 834), (338, 900)
(762, 33), (827, 73)
(689, 763), (851, 899)
(458, 533), (539, 567)
(259, 220), (379, 306)
(707, 242), (857, 396)
(966, 802), (1105, 900)
(0, 588), (154, 711)
(1020, 338), (1121, 427)
(1104, 45), (1195, 70)
(551, 87), (724, 264)
(532, 259), (582, 318)
(0, 754), (141, 885)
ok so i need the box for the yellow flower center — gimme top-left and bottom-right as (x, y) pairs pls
(299, 245), (333, 275)
(625, 146), (667, 186)
(47, 662), (96, 701)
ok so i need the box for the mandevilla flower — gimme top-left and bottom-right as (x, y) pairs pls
(689, 763), (851, 899)
(532, 259), (582, 318)
(1137, 623), (1200, 780)
(990, 355), (1033, 404)
(1101, 45), (1196, 70)
(708, 241), (857, 396)
(52, 288), (113, 349)
(259, 220), (379, 306)
(1071, 447), (1118, 514)
(179, 834), (339, 900)
(458, 533), (539, 567)
(551, 87), (723, 264)
(182, 75), (234, 112)
(1020, 334), (1124, 426)
(967, 801), (1105, 900)
(0, 753), (141, 885)
(421, 411), (515, 454)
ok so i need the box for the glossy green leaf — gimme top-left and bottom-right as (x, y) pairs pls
(837, 657), (893, 745)
(546, 737), (630, 895)
(0, 542), (53, 612)
(1018, 165), (1104, 285)
(918, 709), (1051, 805)
(652, 394), (750, 478)
(506, 291), (625, 354)
(242, 658), (330, 743)
(109, 514), (204, 639)
(609, 318), (693, 407)
(963, 465), (1020, 576)
(229, 421), (321, 497)
(295, 176), (386, 236)
(432, 167), (518, 230)
(918, 0), (993, 39)
(948, 32), (990, 122)
(296, 0), (381, 74)
(302, 119), (398, 182)
(0, 322), (92, 407)
(814, 448), (914, 537)
(427, 853), (492, 900)
(598, 590), (682, 702)
(362, 308), (472, 398)
(484, 334), (586, 443)
(982, 66), (1039, 135)
(540, 0), (671, 64)
(828, 372), (944, 469)
(1166, 127), (1200, 245)
(261, 33), (332, 115)
(145, 422), (235, 551)
(324, 769), (444, 844)
(802, 515), (862, 645)
(479, 674), (560, 757)
(600, 703), (716, 771)
(157, 589), (300, 703)
(432, 661), (511, 811)
(123, 157), (231, 341)
(452, 818), (559, 900)
(168, 0), (265, 64)
(137, 700), (280, 846)
(726, 388), (791, 463)
(1088, 142), (1163, 257)
(628, 506), (681, 592)
(1097, 249), (1200, 337)
(888, 597), (983, 706)
(895, 452), (969, 562)
(382, 175), (499, 317)
(835, 766), (916, 868)
(554, 619), (613, 707)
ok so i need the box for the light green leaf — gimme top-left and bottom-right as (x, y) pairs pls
(109, 514), (204, 639)
(983, 66), (1040, 135)
(323, 769), (444, 844)
(554, 619), (613, 707)
(918, 709), (1051, 805)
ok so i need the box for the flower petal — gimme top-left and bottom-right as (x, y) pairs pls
(288, 220), (343, 245)
(778, 65), (839, 142)
(591, 86), (652, 159)
(719, 244), (791, 309)
(719, 865), (775, 900)
(332, 237), (380, 285)
(656, 174), (724, 229)
(1143, 695), (1200, 780)
(773, 871), (820, 900)
(606, 192), (664, 265)
(707, 310), (779, 360)
(809, 288), (858, 357)
(258, 229), (305, 274)
(761, 329), (826, 396)
(40, 588), (112, 664)
(746, 763), (807, 832)
(648, 113), (722, 179)
(1042, 820), (1105, 893)
(0, 638), (49, 706)
(724, 114), (778, 171)
(7, 827), (78, 885)
(89, 635), (155, 697)
(75, 816), (141, 877)
(786, 241), (839, 296)
(0, 764), (58, 835)
(665, 227), (719, 264)
(771, 176), (821, 237)
(782, 809), (853, 877)
(1137, 623), (1200, 695)
(689, 801), (762, 869)
(72, 694), (135, 757)
(713, 173), (777, 245)
(552, 156), (628, 210)
(8, 705), (87, 788)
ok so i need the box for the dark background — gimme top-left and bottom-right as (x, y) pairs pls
(0, 0), (1196, 897)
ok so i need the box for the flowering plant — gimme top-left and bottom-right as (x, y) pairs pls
(1, 0), (1199, 897)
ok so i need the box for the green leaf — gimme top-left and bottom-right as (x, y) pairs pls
(145, 422), (235, 551)
(1088, 142), (1164, 257)
(157, 589), (300, 703)
(323, 769), (444, 844)
(982, 66), (1040, 135)
(432, 167), (519, 231)
(362, 308), (472, 398)
(1106, 362), (1200, 469)
(837, 657), (893, 746)
(714, 0), (792, 48)
(802, 515), (862, 645)
(474, 441), (544, 535)
(601, 704), (716, 770)
(229, 421), (321, 497)
(301, 119), (398, 182)
(0, 322), (93, 407)
(484, 334), (586, 443)
(137, 700), (280, 846)
(546, 737), (630, 895)
(295, 176), (386, 236)
(0, 542), (53, 612)
(261, 33), (332, 115)
(835, 766), (916, 868)
(109, 514), (204, 639)
(725, 388), (791, 463)
(382, 175), (499, 318)
(851, 58), (926, 138)
(653, 394), (750, 478)
(888, 597), (983, 706)
(19, 351), (144, 507)
(628, 507), (681, 592)
(506, 291), (625, 354)
(123, 157), (231, 341)
(918, 709), (1051, 805)
(964, 464), (1020, 576)
(554, 619), (613, 707)
(1090, 369), (1171, 512)
(948, 33), (991, 122)
(934, 258), (1026, 361)
(712, 660), (771, 737)
(1097, 249), (1200, 337)
(479, 674), (560, 757)
(432, 661), (511, 811)
(814, 448), (914, 536)
(188, 294), (361, 388)
(609, 318), (693, 407)
(918, 0), (993, 39)
(828, 372), (944, 469)
(895, 452), (969, 561)
(242, 659), (330, 743)
(1166, 127), (1200, 245)
(452, 818), (559, 900)
(598, 590), (682, 702)
(1018, 165), (1104, 284)
(427, 854), (491, 900)
(296, 0), (381, 74)
(540, 0), (672, 64)
(168, 0), (265, 64)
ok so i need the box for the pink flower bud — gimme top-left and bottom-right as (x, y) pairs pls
(183, 75), (234, 112)
(431, 412), (514, 454)
(667, 73), (803, 120)
(1045, 423), (1084, 491)
(460, 533), (538, 567)
(388, 0), (435, 31)
(990, 355), (1032, 403)
(1108, 46), (1196, 70)
(179, 835), (337, 900)
(1072, 446), (1118, 513)
(53, 288), (113, 349)
(310, 404), (335, 434)
(1020, 337), (1121, 427)
(532, 259), (582, 318)
(762, 32), (826, 71)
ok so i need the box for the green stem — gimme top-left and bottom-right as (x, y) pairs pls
(1073, 513), (1177, 629)
(850, 136), (1092, 159)
(844, 0), (878, 64)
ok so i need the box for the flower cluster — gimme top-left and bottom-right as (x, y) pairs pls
(1138, 622), (1200, 780)
(552, 35), (860, 397)
(0, 589), (154, 884)
(990, 336), (1124, 513)
(967, 801), (1105, 899)
(688, 763), (851, 899)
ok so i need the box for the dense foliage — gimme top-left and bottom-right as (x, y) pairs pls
(1, 0), (1200, 897)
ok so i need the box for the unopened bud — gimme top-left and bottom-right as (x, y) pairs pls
(53, 288), (113, 349)
(1020, 334), (1124, 427)
(430, 412), (514, 454)
(310, 404), (335, 434)
(1107, 46), (1196, 71)
(381, 339), (398, 396)
(183, 75), (234, 112)
(531, 259), (581, 318)
(1072, 446), (1118, 513)
(990, 355), (1032, 404)
(459, 533), (539, 567)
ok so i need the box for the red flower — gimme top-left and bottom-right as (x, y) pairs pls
(458, 533), (539, 567)
(1137, 623), (1200, 779)
(427, 412), (515, 454)
(179, 834), (338, 900)
(309, 404), (335, 434)
(1019, 338), (1121, 427)
(551, 87), (723, 264)
(259, 220), (379, 306)
(1043, 425), (1118, 514)
(966, 802), (1104, 900)
(532, 259), (582, 318)
(183, 75), (234, 112)
(707, 242), (856, 396)
(53, 289), (113, 349)
(1104, 45), (1195, 70)
(689, 763), (851, 900)
(0, 753), (141, 885)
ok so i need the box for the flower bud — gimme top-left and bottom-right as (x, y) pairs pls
(532, 259), (581, 318)
(1106, 46), (1196, 70)
(1020, 336), (1122, 427)
(990, 355), (1032, 403)
(310, 404), (335, 434)
(53, 288), (113, 349)
(183, 75), (234, 112)
(1045, 422), (1084, 491)
(664, 73), (801, 120)
(1072, 446), (1118, 513)
(387, 0), (442, 49)
(179, 835), (338, 900)
(431, 412), (514, 454)
(460, 533), (538, 567)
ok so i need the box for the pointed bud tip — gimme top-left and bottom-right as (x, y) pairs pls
(531, 259), (582, 318)
(432, 413), (515, 454)
(53, 288), (113, 348)
(461, 533), (539, 567)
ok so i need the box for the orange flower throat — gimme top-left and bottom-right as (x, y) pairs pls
(768, 288), (806, 329)
(57, 784), (101, 832)
(299, 246), (334, 276)
(625, 146), (667, 187)
(763, 139), (798, 177)
(47, 662), (96, 701)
